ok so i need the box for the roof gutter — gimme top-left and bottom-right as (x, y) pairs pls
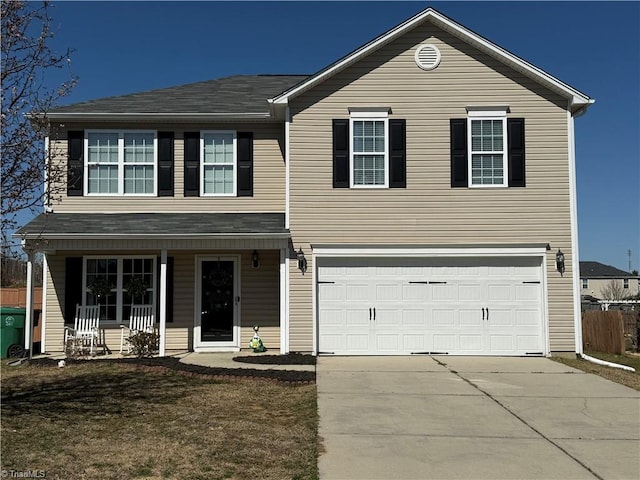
(16, 232), (291, 241)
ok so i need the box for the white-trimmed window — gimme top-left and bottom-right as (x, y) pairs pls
(84, 256), (156, 323)
(201, 131), (236, 195)
(581, 278), (588, 289)
(468, 110), (507, 187)
(85, 131), (157, 195)
(623, 279), (629, 289)
(350, 111), (389, 188)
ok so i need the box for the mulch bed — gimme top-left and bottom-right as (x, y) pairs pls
(232, 352), (316, 365)
(26, 356), (315, 385)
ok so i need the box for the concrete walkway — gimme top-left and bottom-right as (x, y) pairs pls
(317, 356), (640, 480)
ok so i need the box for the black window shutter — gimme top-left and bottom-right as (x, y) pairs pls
(157, 132), (174, 196)
(237, 132), (253, 197)
(183, 132), (200, 197)
(450, 119), (468, 188)
(156, 257), (174, 323)
(508, 118), (526, 187)
(64, 257), (83, 324)
(389, 119), (407, 188)
(67, 131), (84, 196)
(333, 119), (350, 188)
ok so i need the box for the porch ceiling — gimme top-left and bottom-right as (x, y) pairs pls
(15, 212), (289, 241)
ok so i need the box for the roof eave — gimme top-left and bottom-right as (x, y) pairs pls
(42, 112), (276, 122)
(14, 232), (291, 241)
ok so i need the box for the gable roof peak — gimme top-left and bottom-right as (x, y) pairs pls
(270, 6), (593, 114)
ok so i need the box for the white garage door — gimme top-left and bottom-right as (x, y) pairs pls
(317, 257), (544, 356)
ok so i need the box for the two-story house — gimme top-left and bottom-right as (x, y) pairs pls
(580, 261), (640, 300)
(17, 7), (593, 357)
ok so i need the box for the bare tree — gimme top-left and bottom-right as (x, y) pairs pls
(1, 0), (76, 252)
(599, 280), (632, 301)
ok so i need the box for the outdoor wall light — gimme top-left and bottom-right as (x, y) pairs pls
(297, 248), (308, 274)
(556, 249), (565, 276)
(252, 250), (260, 269)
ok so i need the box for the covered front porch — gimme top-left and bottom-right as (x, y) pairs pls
(15, 212), (292, 357)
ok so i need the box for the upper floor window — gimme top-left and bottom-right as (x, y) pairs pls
(451, 108), (524, 189)
(468, 110), (507, 187)
(201, 131), (236, 196)
(85, 131), (156, 195)
(581, 278), (588, 289)
(350, 111), (389, 188)
(623, 278), (629, 289)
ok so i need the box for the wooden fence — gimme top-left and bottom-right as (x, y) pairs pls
(0, 287), (42, 309)
(582, 310), (626, 354)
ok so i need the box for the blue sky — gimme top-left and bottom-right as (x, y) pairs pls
(34, 1), (640, 271)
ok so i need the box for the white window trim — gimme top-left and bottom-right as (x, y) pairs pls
(84, 130), (158, 196)
(200, 130), (237, 196)
(349, 111), (389, 189)
(83, 256), (156, 324)
(467, 111), (509, 188)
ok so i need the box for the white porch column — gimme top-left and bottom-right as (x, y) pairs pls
(159, 249), (167, 357)
(23, 249), (35, 358)
(41, 254), (48, 353)
(280, 248), (289, 354)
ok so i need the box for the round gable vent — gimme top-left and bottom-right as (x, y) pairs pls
(415, 44), (441, 71)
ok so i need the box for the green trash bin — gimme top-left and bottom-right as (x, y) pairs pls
(0, 306), (26, 359)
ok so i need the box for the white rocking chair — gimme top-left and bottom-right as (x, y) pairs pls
(120, 305), (155, 354)
(64, 304), (101, 355)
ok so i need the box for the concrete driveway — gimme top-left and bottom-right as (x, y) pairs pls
(317, 356), (639, 480)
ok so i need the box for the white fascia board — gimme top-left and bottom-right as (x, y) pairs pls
(312, 245), (549, 257)
(270, 8), (592, 111)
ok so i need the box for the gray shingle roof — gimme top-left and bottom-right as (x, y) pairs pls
(16, 213), (288, 238)
(579, 261), (636, 278)
(49, 75), (308, 115)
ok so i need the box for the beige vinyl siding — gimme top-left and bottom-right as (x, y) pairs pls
(43, 250), (280, 353)
(49, 122), (285, 213)
(287, 22), (576, 352)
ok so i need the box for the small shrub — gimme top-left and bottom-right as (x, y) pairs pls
(128, 331), (159, 358)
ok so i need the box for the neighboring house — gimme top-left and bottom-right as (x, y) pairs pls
(580, 261), (640, 299)
(16, 7), (594, 357)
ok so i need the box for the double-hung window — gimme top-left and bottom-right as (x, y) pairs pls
(84, 256), (156, 323)
(86, 131), (157, 195)
(350, 111), (389, 188)
(468, 110), (507, 187)
(201, 131), (236, 195)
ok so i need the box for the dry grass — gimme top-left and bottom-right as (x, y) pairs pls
(552, 351), (640, 391)
(1, 361), (317, 480)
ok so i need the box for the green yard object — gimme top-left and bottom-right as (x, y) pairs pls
(0, 306), (26, 358)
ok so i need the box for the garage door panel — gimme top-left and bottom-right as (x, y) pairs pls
(375, 283), (401, 301)
(487, 284), (512, 301)
(376, 334), (401, 353)
(346, 334), (370, 352)
(516, 310), (539, 326)
(459, 309), (482, 327)
(403, 284), (427, 301)
(432, 309), (456, 327)
(402, 309), (426, 327)
(489, 335), (514, 352)
(318, 284), (344, 302)
(458, 284), (481, 301)
(488, 309), (513, 327)
(459, 335), (483, 352)
(346, 308), (370, 326)
(515, 284), (540, 301)
(346, 284), (369, 301)
(433, 334), (457, 351)
(516, 335), (542, 351)
(403, 334), (426, 352)
(432, 284), (456, 301)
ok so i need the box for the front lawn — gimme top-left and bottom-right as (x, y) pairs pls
(552, 351), (640, 391)
(1, 360), (318, 480)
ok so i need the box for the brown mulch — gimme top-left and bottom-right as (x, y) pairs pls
(26, 356), (315, 384)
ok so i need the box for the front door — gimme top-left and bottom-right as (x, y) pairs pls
(196, 257), (239, 349)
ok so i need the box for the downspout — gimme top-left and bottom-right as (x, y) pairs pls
(578, 352), (636, 372)
(567, 108), (583, 355)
